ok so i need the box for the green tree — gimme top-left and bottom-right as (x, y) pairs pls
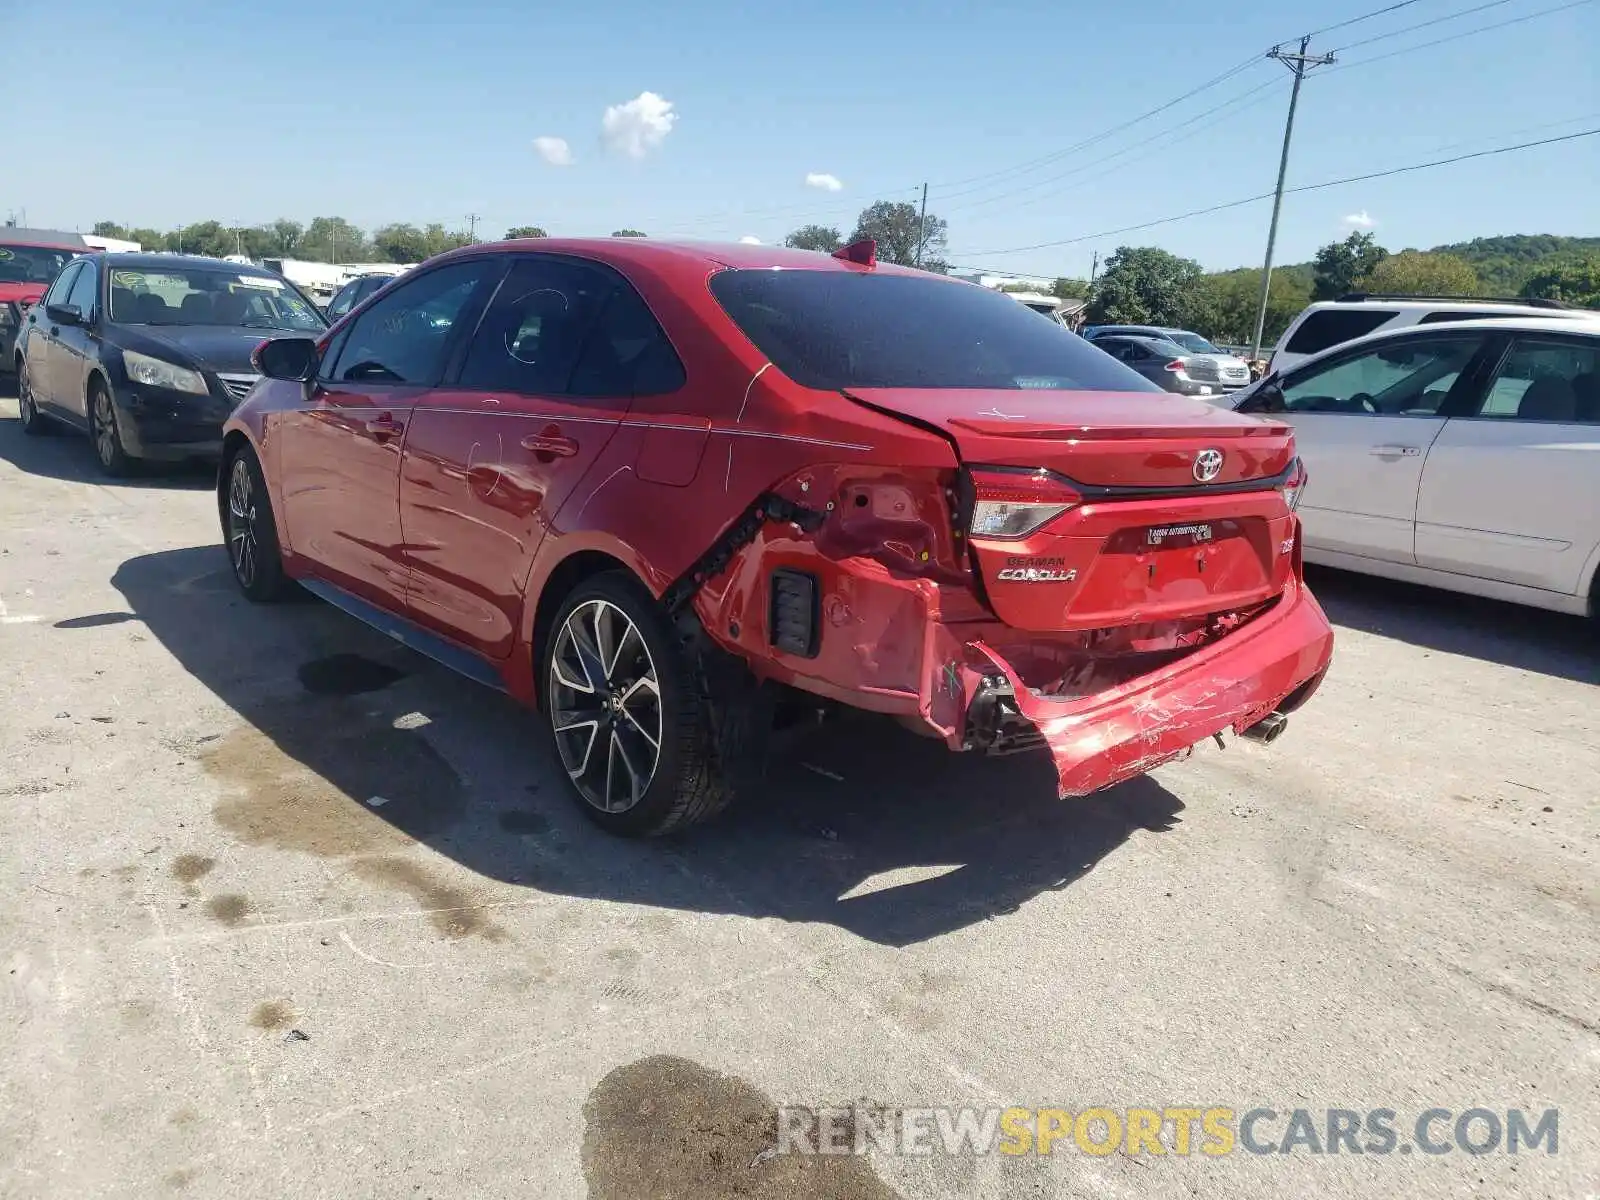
(1051, 277), (1090, 301)
(1086, 245), (1204, 325)
(611, 229), (647, 238)
(1519, 254), (1600, 307)
(421, 223), (472, 257)
(92, 221), (130, 239)
(171, 221), (235, 258)
(128, 228), (168, 252)
(1181, 267), (1311, 347)
(504, 226), (548, 239)
(784, 224), (843, 253)
(269, 219), (304, 256)
(299, 217), (371, 263)
(1357, 250), (1480, 296)
(372, 222), (430, 263)
(1312, 232), (1388, 300)
(849, 200), (948, 269)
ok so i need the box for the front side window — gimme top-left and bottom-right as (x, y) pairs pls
(1280, 335), (1482, 415)
(65, 263), (98, 316)
(710, 270), (1158, 392)
(1476, 338), (1600, 423)
(326, 281), (359, 320)
(1283, 309), (1398, 355)
(0, 244), (80, 286)
(325, 259), (496, 385)
(42, 262), (82, 308)
(107, 267), (325, 332)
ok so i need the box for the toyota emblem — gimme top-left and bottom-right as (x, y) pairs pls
(1193, 448), (1224, 483)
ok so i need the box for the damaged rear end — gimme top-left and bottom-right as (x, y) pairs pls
(695, 267), (1334, 798)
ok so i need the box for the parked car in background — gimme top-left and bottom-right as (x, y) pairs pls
(14, 253), (327, 475)
(2, 228), (89, 377)
(1083, 324), (1252, 392)
(223, 236), (1332, 836)
(1234, 316), (1599, 617)
(324, 272), (397, 321)
(1003, 291), (1086, 329)
(1090, 333), (1237, 397)
(1267, 292), (1600, 374)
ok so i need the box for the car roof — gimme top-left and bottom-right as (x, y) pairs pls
(1300, 296), (1570, 312)
(0, 228), (89, 250)
(97, 252), (278, 275)
(1276, 314), (1600, 374)
(432, 237), (945, 279)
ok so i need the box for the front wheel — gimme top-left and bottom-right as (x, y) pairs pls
(88, 382), (133, 476)
(223, 446), (290, 602)
(542, 572), (728, 836)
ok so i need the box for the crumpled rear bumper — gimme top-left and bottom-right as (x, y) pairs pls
(963, 579), (1333, 796)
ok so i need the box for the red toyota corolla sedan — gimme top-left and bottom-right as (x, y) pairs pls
(221, 237), (1333, 835)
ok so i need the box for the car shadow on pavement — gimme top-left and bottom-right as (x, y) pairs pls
(1306, 565), (1598, 686)
(111, 546), (1185, 948)
(0, 404), (216, 489)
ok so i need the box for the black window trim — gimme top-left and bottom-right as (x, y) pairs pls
(1454, 329), (1600, 425)
(1261, 328), (1502, 419)
(43, 261), (83, 310)
(440, 250), (687, 401)
(67, 258), (100, 322)
(317, 254), (507, 390)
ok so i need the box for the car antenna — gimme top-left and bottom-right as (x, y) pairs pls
(832, 238), (876, 267)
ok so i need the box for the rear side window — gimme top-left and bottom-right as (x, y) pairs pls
(709, 270), (1158, 392)
(1283, 309), (1398, 355)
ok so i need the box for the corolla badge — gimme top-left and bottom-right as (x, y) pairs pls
(1192, 448), (1224, 483)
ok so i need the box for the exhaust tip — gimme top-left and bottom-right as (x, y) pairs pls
(1243, 711), (1289, 744)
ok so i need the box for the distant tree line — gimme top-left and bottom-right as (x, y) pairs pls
(90, 218), (559, 264)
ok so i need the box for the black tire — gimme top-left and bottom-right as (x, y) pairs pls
(16, 357), (52, 435)
(88, 379), (133, 476)
(541, 571), (728, 837)
(221, 445), (290, 602)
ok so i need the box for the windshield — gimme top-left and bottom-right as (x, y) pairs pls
(107, 267), (327, 331)
(0, 244), (80, 286)
(709, 270), (1158, 392)
(1165, 330), (1223, 355)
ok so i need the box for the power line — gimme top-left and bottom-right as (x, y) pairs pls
(951, 126), (1599, 259)
(1332, 0), (1513, 50)
(1303, 0), (1430, 37)
(1323, 0), (1596, 71)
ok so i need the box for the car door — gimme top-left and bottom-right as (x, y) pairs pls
(399, 254), (680, 658)
(276, 257), (501, 610)
(1415, 332), (1600, 594)
(1256, 331), (1490, 565)
(52, 258), (102, 422)
(25, 261), (82, 416)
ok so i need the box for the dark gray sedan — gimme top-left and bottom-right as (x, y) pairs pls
(1089, 334), (1228, 396)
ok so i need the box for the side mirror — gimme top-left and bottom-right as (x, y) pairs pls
(45, 303), (83, 326)
(252, 336), (319, 382)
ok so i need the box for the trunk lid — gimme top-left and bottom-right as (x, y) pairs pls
(844, 387), (1299, 632)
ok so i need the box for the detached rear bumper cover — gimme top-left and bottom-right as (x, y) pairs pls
(964, 580), (1333, 796)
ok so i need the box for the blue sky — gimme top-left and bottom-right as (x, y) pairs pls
(6, 0), (1597, 278)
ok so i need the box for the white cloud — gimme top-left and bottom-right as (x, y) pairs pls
(601, 92), (677, 159)
(1342, 210), (1376, 228)
(805, 172), (844, 192)
(532, 136), (573, 166)
(738, 235), (762, 245)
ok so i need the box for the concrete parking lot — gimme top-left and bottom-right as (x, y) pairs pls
(1, 390), (1596, 1200)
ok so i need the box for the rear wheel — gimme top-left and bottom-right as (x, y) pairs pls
(88, 381), (132, 476)
(223, 446), (290, 602)
(16, 358), (52, 435)
(542, 572), (727, 837)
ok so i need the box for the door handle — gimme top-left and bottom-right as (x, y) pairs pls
(365, 415), (405, 441)
(1369, 444), (1420, 457)
(520, 428), (578, 458)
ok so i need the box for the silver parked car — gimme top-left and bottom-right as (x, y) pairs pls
(1084, 324), (1252, 392)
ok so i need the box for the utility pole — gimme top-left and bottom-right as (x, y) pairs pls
(914, 183), (928, 266)
(466, 212), (481, 242)
(1089, 250), (1100, 288)
(1250, 35), (1335, 362)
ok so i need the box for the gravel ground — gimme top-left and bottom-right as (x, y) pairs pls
(1, 392), (1596, 1199)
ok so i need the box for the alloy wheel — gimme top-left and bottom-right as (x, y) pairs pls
(548, 599), (663, 813)
(227, 457), (259, 589)
(93, 391), (118, 467)
(17, 364), (35, 424)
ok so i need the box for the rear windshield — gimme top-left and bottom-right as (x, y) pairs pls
(708, 270), (1159, 392)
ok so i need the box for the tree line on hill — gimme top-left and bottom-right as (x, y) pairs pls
(91, 209), (1598, 341)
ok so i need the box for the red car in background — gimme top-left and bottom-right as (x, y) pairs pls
(223, 238), (1334, 836)
(2, 228), (88, 377)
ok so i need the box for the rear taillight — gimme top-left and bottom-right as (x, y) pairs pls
(1163, 359), (1186, 372)
(968, 469), (1081, 539)
(1281, 458), (1307, 511)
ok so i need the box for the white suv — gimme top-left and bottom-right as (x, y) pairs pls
(1268, 292), (1599, 373)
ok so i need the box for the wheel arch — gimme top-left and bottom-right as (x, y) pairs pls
(218, 429), (253, 530)
(526, 546), (653, 711)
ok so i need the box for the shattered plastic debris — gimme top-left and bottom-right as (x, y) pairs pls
(800, 763), (844, 783)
